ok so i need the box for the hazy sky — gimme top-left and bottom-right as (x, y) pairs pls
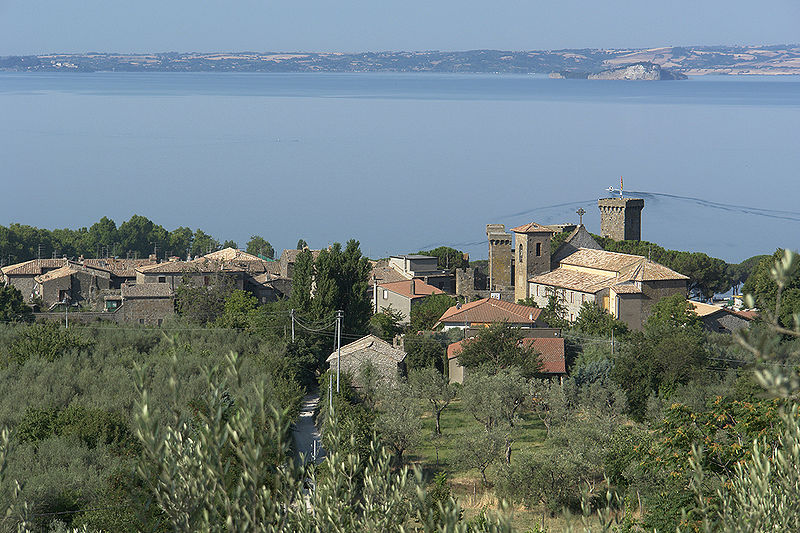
(1, 0), (799, 55)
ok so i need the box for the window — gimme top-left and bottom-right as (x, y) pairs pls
(569, 291), (573, 303)
(536, 242), (541, 257)
(158, 276), (166, 283)
(203, 276), (210, 286)
(383, 290), (388, 299)
(139, 319), (144, 325)
(518, 244), (523, 262)
(157, 319), (163, 326)
(536, 285), (539, 297)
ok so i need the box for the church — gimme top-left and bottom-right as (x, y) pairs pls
(480, 196), (688, 330)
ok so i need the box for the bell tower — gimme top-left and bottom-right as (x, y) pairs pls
(486, 224), (512, 291)
(511, 222), (554, 302)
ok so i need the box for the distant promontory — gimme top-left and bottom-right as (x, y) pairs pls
(550, 62), (688, 80)
(1, 45), (799, 76)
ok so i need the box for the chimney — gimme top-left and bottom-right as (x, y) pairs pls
(410, 278), (415, 296)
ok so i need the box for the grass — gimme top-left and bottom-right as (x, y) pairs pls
(407, 399), (595, 531)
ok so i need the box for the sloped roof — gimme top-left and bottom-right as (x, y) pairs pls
(34, 264), (111, 283)
(280, 248), (321, 263)
(551, 225), (602, 267)
(380, 279), (444, 300)
(137, 258), (246, 274)
(122, 283), (174, 298)
(83, 258), (157, 277)
(438, 298), (543, 325)
(447, 336), (565, 374)
(511, 222), (554, 234)
(203, 248), (269, 262)
(2, 258), (69, 276)
(560, 248), (689, 281)
(326, 334), (406, 364)
(529, 268), (616, 293)
(370, 259), (409, 284)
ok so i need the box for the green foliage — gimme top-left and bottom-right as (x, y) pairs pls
(409, 293), (457, 332)
(215, 289), (259, 329)
(404, 334), (446, 373)
(417, 246), (470, 272)
(411, 367), (456, 435)
(376, 382), (423, 464)
(370, 305), (406, 341)
(245, 235), (274, 259)
(539, 288), (569, 329)
(572, 301), (628, 338)
(456, 322), (542, 378)
(175, 272), (235, 324)
(742, 248), (800, 328)
(0, 284), (32, 322)
(594, 234), (734, 299)
(189, 229), (220, 257)
(296, 239), (308, 250)
(7, 322), (92, 365)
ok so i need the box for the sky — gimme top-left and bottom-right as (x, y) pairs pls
(1, 0), (799, 55)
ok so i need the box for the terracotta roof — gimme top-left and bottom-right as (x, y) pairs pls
(380, 279), (444, 300)
(203, 248), (262, 262)
(122, 283), (174, 298)
(1, 259), (69, 276)
(34, 264), (111, 283)
(511, 222), (555, 234)
(689, 301), (726, 317)
(447, 336), (565, 373)
(326, 334), (406, 364)
(560, 248), (689, 281)
(610, 283), (643, 294)
(34, 265), (77, 283)
(529, 269), (616, 293)
(731, 309), (758, 321)
(438, 298), (543, 326)
(83, 258), (157, 277)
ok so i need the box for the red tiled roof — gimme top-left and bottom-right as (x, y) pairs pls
(380, 279), (444, 300)
(510, 222), (554, 234)
(447, 336), (565, 374)
(731, 309), (758, 321)
(438, 298), (542, 325)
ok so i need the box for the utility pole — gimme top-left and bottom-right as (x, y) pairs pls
(291, 309), (295, 342)
(611, 329), (614, 355)
(336, 309), (343, 393)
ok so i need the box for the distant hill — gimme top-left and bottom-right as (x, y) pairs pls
(1, 45), (799, 75)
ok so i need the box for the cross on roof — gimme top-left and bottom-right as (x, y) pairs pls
(576, 208), (586, 225)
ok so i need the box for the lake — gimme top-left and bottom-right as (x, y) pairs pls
(1, 71), (799, 262)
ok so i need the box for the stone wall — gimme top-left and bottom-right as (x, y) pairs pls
(598, 198), (644, 241)
(119, 298), (175, 326)
(486, 224), (512, 290)
(514, 232), (552, 302)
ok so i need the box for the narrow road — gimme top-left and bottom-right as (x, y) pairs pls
(293, 392), (325, 465)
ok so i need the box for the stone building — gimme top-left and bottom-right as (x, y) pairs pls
(116, 283), (175, 326)
(486, 224), (513, 291)
(690, 301), (754, 334)
(528, 248), (688, 329)
(326, 335), (407, 387)
(1, 259), (71, 303)
(598, 197), (644, 241)
(512, 222), (554, 302)
(33, 264), (112, 309)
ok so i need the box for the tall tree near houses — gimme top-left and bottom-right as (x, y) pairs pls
(288, 248), (314, 315)
(246, 235), (274, 259)
(310, 240), (372, 335)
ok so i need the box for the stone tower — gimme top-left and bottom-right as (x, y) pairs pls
(511, 222), (554, 302)
(486, 224), (512, 290)
(598, 197), (644, 241)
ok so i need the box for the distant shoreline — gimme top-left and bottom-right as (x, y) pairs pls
(2, 45), (800, 76)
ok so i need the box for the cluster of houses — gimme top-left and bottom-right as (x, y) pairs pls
(2, 195), (755, 382)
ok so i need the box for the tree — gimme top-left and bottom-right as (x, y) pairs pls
(296, 239), (308, 250)
(216, 290), (259, 330)
(456, 322), (542, 378)
(409, 293), (456, 332)
(529, 379), (569, 438)
(246, 235), (274, 259)
(458, 427), (504, 485)
(403, 334), (446, 372)
(169, 226), (194, 259)
(0, 284), (32, 322)
(369, 305), (405, 342)
(222, 240), (238, 250)
(410, 367), (455, 435)
(310, 240), (372, 335)
(742, 249), (800, 328)
(417, 246), (469, 272)
(572, 301), (628, 338)
(175, 273), (235, 324)
(190, 229), (219, 257)
(376, 383), (422, 465)
(288, 248), (314, 314)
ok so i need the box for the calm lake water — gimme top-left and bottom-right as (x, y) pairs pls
(1, 72), (799, 262)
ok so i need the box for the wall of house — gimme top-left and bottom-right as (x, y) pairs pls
(38, 276), (72, 308)
(448, 358), (465, 384)
(702, 312), (751, 334)
(6, 276), (38, 303)
(119, 298), (175, 326)
(528, 282), (595, 322)
(487, 227), (513, 290)
(615, 293), (644, 330)
(334, 351), (402, 387)
(642, 279), (688, 319)
(377, 287), (412, 324)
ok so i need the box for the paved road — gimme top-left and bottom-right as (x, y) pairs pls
(292, 392), (324, 465)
